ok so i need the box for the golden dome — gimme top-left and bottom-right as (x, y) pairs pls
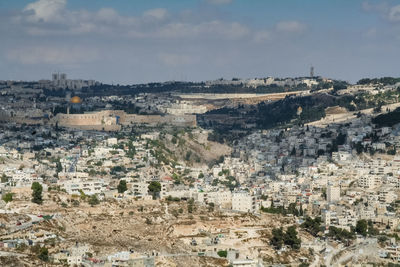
(70, 96), (82, 104)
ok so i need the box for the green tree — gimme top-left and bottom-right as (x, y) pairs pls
(148, 181), (161, 199)
(327, 226), (355, 243)
(301, 217), (322, 237)
(356, 219), (368, 237)
(185, 151), (192, 161)
(299, 205), (304, 216)
(208, 202), (215, 212)
(373, 104), (382, 113)
(367, 220), (379, 236)
(2, 192), (13, 203)
(88, 194), (100, 206)
(270, 227), (284, 249)
(127, 142), (136, 158)
(387, 147), (397, 155)
(31, 182), (43, 204)
(188, 198), (195, 213)
(171, 136), (177, 144)
(354, 142), (363, 154)
(56, 160), (63, 173)
(217, 250), (227, 257)
(287, 203), (299, 216)
(1, 174), (9, 183)
(38, 247), (49, 261)
(284, 226), (301, 249)
(117, 180), (128, 193)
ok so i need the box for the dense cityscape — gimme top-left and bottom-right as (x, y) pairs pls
(1, 72), (400, 266)
(2, 0), (400, 266)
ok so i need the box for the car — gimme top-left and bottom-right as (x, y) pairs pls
(38, 215), (43, 217)
(16, 221), (21, 226)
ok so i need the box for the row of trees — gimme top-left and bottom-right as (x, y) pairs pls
(357, 77), (400, 85)
(28, 179), (161, 206)
(261, 202), (304, 217)
(301, 216), (380, 241)
(270, 226), (301, 250)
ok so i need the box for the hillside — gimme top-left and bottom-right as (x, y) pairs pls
(146, 129), (231, 168)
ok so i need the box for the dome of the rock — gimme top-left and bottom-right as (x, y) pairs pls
(70, 96), (82, 104)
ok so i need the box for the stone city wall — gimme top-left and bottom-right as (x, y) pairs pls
(56, 113), (103, 126)
(54, 110), (197, 129)
(0, 113), (44, 125)
(120, 114), (197, 127)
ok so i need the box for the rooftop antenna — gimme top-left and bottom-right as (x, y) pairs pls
(310, 65), (314, 78)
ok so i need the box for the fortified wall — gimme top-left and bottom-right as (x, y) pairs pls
(54, 110), (196, 131)
(0, 111), (45, 125)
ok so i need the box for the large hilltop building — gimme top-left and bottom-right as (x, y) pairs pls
(52, 73), (98, 90)
(205, 76), (323, 88)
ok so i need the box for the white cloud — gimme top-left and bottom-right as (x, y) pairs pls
(15, 0), (249, 41)
(361, 1), (389, 13)
(128, 20), (250, 40)
(253, 30), (272, 43)
(143, 8), (168, 20)
(362, 2), (400, 23)
(196, 21), (249, 39)
(7, 46), (99, 65)
(23, 0), (66, 22)
(206, 0), (233, 5)
(96, 8), (120, 23)
(388, 5), (400, 22)
(276, 20), (306, 33)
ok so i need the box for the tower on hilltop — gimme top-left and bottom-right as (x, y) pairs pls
(310, 65), (314, 78)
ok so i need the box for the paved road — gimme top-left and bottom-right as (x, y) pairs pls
(7, 214), (44, 233)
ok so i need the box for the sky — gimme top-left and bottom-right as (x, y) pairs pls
(1, 0), (400, 84)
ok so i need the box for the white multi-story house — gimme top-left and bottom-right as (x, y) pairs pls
(378, 187), (397, 204)
(327, 184), (340, 203)
(358, 175), (381, 189)
(232, 192), (257, 213)
(197, 189), (232, 208)
(59, 178), (106, 195)
(130, 182), (149, 197)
